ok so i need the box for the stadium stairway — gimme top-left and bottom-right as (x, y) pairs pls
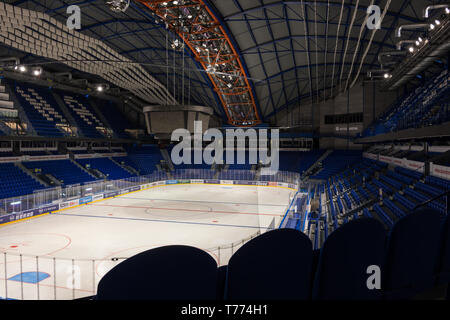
(301, 149), (332, 178)
(15, 162), (50, 187)
(111, 157), (140, 176)
(23, 159), (98, 186)
(69, 158), (99, 181)
(77, 157), (136, 180)
(5, 81), (37, 136)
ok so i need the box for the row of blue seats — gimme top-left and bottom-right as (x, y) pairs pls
(396, 166), (423, 180)
(416, 181), (444, 197)
(383, 198), (406, 220)
(426, 175), (450, 190)
(373, 203), (394, 228)
(404, 187), (445, 213)
(380, 175), (402, 190)
(95, 209), (450, 300)
(387, 170), (414, 185)
(372, 179), (393, 195)
(394, 192), (416, 211)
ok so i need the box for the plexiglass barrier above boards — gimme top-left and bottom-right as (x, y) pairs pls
(0, 169), (300, 218)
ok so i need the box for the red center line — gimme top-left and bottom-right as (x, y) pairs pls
(88, 203), (280, 217)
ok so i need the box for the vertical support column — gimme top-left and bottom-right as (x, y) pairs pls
(347, 88), (350, 150)
(424, 142), (430, 177)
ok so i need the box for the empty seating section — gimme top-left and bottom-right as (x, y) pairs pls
(394, 193), (415, 211)
(363, 69), (450, 137)
(0, 163), (45, 199)
(426, 175), (450, 190)
(124, 146), (164, 175)
(11, 81), (68, 137)
(298, 150), (326, 174)
(310, 151), (362, 180)
(279, 151), (302, 171)
(383, 198), (406, 219)
(405, 187), (445, 213)
(372, 178), (393, 195)
(77, 158), (135, 180)
(225, 150), (252, 171)
(387, 170), (414, 185)
(373, 203), (394, 228)
(60, 93), (105, 139)
(380, 175), (402, 190)
(395, 166), (423, 180)
(170, 147), (213, 170)
(95, 99), (132, 139)
(415, 181), (442, 197)
(23, 160), (96, 186)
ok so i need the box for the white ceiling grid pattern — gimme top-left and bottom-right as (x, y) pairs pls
(0, 2), (176, 105)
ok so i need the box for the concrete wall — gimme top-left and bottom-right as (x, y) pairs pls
(269, 81), (401, 150)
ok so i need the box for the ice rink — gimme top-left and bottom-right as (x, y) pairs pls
(0, 184), (294, 300)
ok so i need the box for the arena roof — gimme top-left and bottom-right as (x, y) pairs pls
(1, 0), (448, 126)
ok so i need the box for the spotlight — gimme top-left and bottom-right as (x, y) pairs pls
(19, 65), (26, 72)
(430, 23), (435, 30)
(415, 40), (420, 46)
(384, 73), (391, 79)
(408, 47), (414, 53)
(33, 69), (41, 76)
(105, 0), (130, 13)
(418, 37), (423, 42)
(96, 85), (104, 92)
(446, 7), (450, 14)
(435, 19), (441, 25)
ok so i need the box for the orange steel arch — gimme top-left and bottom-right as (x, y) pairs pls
(136, 0), (261, 127)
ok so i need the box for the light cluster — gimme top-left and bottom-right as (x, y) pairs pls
(138, 0), (261, 126)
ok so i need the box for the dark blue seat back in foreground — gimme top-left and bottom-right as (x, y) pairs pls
(312, 218), (387, 300)
(384, 209), (442, 299)
(96, 246), (218, 300)
(436, 214), (450, 285)
(226, 229), (313, 300)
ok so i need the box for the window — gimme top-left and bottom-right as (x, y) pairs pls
(324, 112), (363, 125)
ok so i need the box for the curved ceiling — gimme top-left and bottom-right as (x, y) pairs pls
(2, 0), (448, 125)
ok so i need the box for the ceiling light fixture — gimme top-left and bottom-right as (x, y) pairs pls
(105, 0), (130, 13)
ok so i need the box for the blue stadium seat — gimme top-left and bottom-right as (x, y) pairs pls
(394, 193), (415, 211)
(9, 80), (68, 137)
(77, 157), (135, 180)
(383, 209), (442, 299)
(96, 246), (218, 300)
(23, 160), (96, 186)
(426, 176), (450, 191)
(226, 229), (312, 300)
(373, 204), (394, 228)
(312, 218), (386, 300)
(436, 214), (450, 285)
(0, 163), (46, 199)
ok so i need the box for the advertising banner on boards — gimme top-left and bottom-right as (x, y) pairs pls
(79, 196), (93, 205)
(0, 204), (59, 225)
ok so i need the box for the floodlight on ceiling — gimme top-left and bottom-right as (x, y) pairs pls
(105, 0), (130, 13)
(424, 4), (450, 18)
(32, 67), (42, 76)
